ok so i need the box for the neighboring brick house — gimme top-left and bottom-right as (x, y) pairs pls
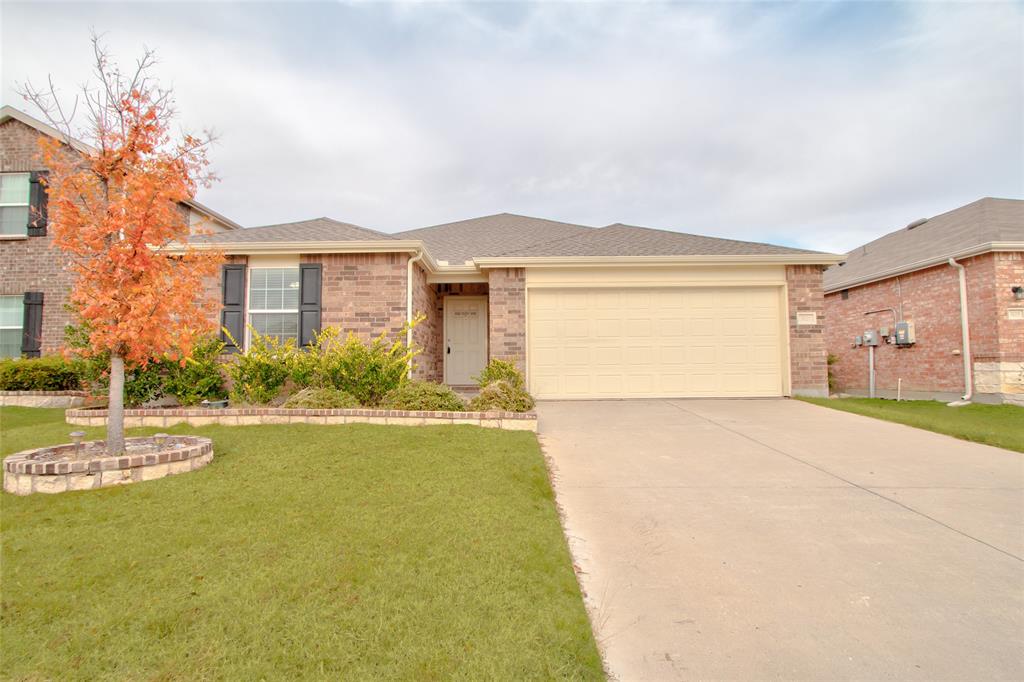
(823, 198), (1024, 405)
(192, 214), (841, 399)
(0, 106), (241, 358)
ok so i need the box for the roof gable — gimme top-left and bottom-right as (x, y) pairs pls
(196, 217), (393, 243)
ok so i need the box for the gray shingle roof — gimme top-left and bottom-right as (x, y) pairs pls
(196, 217), (392, 243)
(498, 223), (823, 258)
(823, 198), (1024, 291)
(394, 213), (594, 264)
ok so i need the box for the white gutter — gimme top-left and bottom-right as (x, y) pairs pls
(947, 257), (973, 404)
(406, 251), (424, 362)
(473, 253), (845, 268)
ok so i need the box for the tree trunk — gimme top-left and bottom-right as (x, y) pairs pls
(107, 353), (126, 456)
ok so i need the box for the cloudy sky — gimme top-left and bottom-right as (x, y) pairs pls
(2, 1), (1021, 252)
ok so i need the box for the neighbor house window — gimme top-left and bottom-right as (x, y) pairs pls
(0, 296), (23, 358)
(248, 268), (300, 344)
(0, 173), (30, 236)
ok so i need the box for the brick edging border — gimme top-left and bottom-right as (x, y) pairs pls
(1, 390), (89, 408)
(65, 407), (538, 432)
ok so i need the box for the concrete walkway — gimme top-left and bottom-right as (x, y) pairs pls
(538, 399), (1024, 681)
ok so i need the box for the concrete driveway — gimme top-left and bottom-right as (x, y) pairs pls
(538, 399), (1024, 681)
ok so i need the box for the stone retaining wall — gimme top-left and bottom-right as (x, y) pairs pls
(0, 390), (88, 408)
(4, 436), (213, 495)
(65, 407), (538, 431)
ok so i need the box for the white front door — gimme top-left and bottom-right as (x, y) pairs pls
(444, 296), (488, 385)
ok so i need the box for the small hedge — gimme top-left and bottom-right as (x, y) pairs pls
(383, 381), (466, 412)
(473, 358), (524, 389)
(469, 380), (535, 413)
(0, 357), (84, 391)
(283, 387), (361, 409)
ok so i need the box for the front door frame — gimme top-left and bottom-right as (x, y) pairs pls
(443, 295), (489, 386)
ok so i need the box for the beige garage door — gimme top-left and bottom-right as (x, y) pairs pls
(528, 287), (784, 399)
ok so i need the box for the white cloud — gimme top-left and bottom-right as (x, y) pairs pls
(2, 1), (1020, 252)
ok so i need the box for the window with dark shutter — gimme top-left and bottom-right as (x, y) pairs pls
(21, 292), (43, 358)
(27, 171), (48, 237)
(220, 264), (246, 352)
(298, 263), (322, 346)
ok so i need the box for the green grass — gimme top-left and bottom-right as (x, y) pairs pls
(0, 408), (603, 680)
(798, 397), (1024, 453)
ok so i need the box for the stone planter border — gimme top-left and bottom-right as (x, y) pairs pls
(3, 435), (213, 495)
(1, 390), (88, 408)
(65, 406), (538, 432)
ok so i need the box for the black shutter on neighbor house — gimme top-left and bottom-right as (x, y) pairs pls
(27, 171), (48, 237)
(298, 263), (322, 347)
(21, 292), (43, 358)
(220, 264), (246, 352)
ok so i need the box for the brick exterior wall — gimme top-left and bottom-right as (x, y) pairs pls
(786, 264), (829, 397)
(823, 252), (1022, 403)
(0, 119), (75, 354)
(486, 268), (526, 374)
(301, 253), (409, 341)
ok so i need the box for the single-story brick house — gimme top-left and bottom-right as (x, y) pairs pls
(192, 215), (842, 399)
(0, 105), (240, 358)
(2, 104), (843, 400)
(823, 197), (1024, 405)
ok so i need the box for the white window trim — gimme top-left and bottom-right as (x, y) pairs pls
(0, 295), (24, 359)
(0, 172), (31, 238)
(245, 266), (300, 349)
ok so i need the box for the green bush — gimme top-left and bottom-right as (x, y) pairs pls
(473, 358), (524, 389)
(64, 320), (164, 406)
(0, 356), (84, 391)
(283, 387), (361, 409)
(225, 328), (295, 405)
(123, 362), (166, 407)
(469, 380), (535, 413)
(292, 324), (420, 407)
(383, 381), (466, 411)
(164, 337), (227, 406)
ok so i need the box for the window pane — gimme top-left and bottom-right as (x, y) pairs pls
(0, 296), (22, 328)
(0, 206), (28, 235)
(248, 268), (300, 311)
(0, 173), (29, 205)
(249, 312), (298, 343)
(0, 329), (21, 358)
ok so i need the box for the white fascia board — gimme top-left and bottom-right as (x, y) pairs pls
(823, 241), (1024, 293)
(472, 253), (846, 268)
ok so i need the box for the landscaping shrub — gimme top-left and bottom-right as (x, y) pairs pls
(827, 353), (839, 394)
(225, 328), (295, 405)
(292, 323), (421, 406)
(469, 380), (535, 412)
(283, 387), (361, 409)
(123, 362), (166, 407)
(164, 336), (227, 406)
(0, 356), (84, 391)
(383, 381), (466, 411)
(473, 358), (524, 389)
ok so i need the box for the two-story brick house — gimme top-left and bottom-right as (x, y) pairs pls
(0, 105), (240, 358)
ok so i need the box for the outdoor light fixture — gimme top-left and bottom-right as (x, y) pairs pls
(70, 431), (86, 456)
(154, 433), (169, 449)
(1013, 285), (1024, 301)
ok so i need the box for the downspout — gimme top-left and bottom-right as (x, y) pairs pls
(406, 251), (424, 370)
(947, 258), (973, 404)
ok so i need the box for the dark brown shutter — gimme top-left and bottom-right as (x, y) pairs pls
(27, 171), (48, 237)
(21, 292), (43, 358)
(220, 264), (246, 352)
(298, 263), (322, 346)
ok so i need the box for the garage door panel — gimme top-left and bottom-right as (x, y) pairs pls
(529, 286), (783, 399)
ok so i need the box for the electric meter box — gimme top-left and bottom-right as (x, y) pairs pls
(895, 320), (916, 346)
(863, 330), (880, 346)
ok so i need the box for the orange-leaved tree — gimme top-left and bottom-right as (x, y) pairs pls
(21, 37), (222, 455)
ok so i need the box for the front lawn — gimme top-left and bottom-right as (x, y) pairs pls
(0, 407), (603, 680)
(798, 397), (1024, 453)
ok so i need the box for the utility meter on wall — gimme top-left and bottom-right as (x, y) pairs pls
(895, 321), (916, 346)
(863, 329), (880, 346)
